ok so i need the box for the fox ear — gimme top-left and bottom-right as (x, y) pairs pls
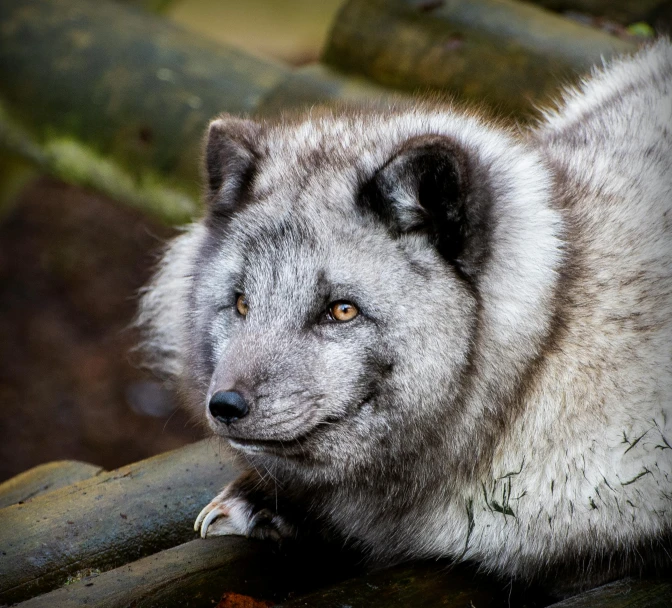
(204, 115), (261, 214)
(361, 135), (490, 279)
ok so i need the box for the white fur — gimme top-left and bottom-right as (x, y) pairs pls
(140, 40), (672, 587)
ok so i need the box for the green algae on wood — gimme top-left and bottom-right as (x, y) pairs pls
(0, 102), (198, 224)
(0, 0), (288, 224)
(118, 0), (179, 13)
(0, 0), (398, 224)
(0, 155), (38, 222)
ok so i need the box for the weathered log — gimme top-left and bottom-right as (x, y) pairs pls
(278, 572), (672, 608)
(0, 0), (394, 225)
(323, 0), (635, 117)
(546, 578), (672, 607)
(12, 535), (361, 608)
(257, 63), (402, 116)
(0, 460), (103, 510)
(277, 560), (550, 608)
(0, 440), (238, 605)
(13, 538), (291, 608)
(12, 538), (275, 608)
(12, 539), (548, 608)
(0, 0), (288, 224)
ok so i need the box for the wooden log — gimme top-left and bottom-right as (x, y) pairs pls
(0, 460), (103, 510)
(323, 0), (635, 118)
(277, 560), (551, 608)
(0, 0), (393, 225)
(0, 440), (239, 605)
(545, 578), (672, 608)
(12, 541), (553, 608)
(0, 0), (289, 224)
(13, 536), (357, 608)
(256, 63), (402, 117)
(14, 538), (288, 608)
(13, 538), (278, 608)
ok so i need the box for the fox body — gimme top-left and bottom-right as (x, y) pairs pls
(139, 40), (672, 587)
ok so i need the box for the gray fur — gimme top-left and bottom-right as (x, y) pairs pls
(138, 39), (672, 589)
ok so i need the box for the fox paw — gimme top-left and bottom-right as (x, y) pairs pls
(194, 485), (295, 542)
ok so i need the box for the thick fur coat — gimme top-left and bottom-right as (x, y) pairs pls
(138, 39), (672, 588)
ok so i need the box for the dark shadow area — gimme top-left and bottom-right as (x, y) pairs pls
(0, 177), (204, 481)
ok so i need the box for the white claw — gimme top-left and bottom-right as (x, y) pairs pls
(193, 492), (253, 539)
(194, 503), (212, 532)
(200, 506), (226, 538)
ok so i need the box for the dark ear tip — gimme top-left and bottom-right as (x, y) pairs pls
(206, 115), (261, 146)
(359, 133), (488, 277)
(204, 116), (261, 206)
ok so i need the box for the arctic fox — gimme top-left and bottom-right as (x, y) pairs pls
(138, 39), (672, 588)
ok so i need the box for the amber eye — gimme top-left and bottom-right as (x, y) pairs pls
(236, 294), (249, 317)
(328, 301), (358, 322)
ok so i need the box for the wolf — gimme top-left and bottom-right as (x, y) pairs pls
(138, 39), (672, 589)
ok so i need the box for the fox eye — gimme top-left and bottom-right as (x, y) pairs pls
(236, 294), (249, 317)
(328, 300), (358, 322)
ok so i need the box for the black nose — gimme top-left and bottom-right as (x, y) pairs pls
(209, 390), (249, 425)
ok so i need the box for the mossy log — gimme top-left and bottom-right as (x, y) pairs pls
(323, 0), (635, 117)
(0, 460), (103, 510)
(257, 63), (403, 116)
(0, 0), (394, 225)
(0, 0), (287, 224)
(0, 440), (238, 605)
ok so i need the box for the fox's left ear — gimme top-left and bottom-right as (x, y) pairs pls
(204, 115), (261, 215)
(360, 135), (491, 279)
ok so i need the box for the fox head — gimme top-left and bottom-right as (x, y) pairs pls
(139, 108), (562, 482)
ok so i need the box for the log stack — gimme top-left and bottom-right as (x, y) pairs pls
(323, 0), (634, 117)
(1, 447), (670, 607)
(1, 0), (669, 605)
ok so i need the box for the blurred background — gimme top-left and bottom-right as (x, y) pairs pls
(0, 0), (669, 482)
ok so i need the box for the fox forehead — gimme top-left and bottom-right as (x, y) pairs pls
(239, 109), (496, 211)
(201, 209), (442, 307)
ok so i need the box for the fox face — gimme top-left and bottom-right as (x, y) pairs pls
(141, 107), (561, 483)
(185, 114), (480, 480)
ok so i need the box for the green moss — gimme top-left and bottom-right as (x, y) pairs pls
(627, 22), (655, 38)
(45, 138), (199, 224)
(0, 99), (199, 225)
(64, 568), (101, 586)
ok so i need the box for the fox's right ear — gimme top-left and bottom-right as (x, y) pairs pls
(204, 115), (261, 214)
(360, 135), (491, 281)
